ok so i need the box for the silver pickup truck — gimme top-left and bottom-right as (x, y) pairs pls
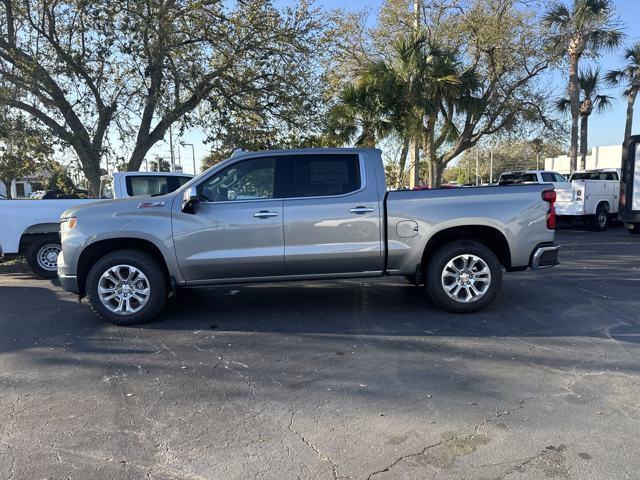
(57, 148), (559, 325)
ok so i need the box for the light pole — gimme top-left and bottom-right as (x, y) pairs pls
(183, 143), (196, 174)
(169, 125), (175, 172)
(489, 148), (494, 184)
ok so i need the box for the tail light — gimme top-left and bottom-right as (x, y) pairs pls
(542, 190), (556, 230)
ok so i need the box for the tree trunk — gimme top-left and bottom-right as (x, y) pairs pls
(1, 178), (12, 199)
(396, 139), (410, 189)
(624, 88), (638, 142)
(128, 142), (152, 172)
(568, 53), (580, 173)
(429, 161), (443, 188)
(424, 117), (440, 188)
(73, 143), (103, 196)
(579, 114), (589, 171)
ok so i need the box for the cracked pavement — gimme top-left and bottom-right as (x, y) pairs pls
(0, 226), (639, 479)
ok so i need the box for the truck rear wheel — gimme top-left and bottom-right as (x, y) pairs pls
(25, 234), (61, 279)
(425, 240), (502, 313)
(592, 205), (610, 231)
(85, 249), (167, 325)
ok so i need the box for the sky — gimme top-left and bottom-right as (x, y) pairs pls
(147, 0), (640, 174)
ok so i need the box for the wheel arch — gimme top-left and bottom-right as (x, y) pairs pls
(596, 200), (610, 212)
(19, 223), (60, 254)
(77, 238), (170, 296)
(421, 225), (512, 272)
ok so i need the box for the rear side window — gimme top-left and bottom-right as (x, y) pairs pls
(522, 174), (538, 183)
(541, 173), (555, 182)
(554, 173), (567, 182)
(287, 155), (361, 197)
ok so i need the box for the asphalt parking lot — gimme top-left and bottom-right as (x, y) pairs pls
(0, 226), (639, 480)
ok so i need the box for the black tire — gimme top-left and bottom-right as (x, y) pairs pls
(25, 234), (61, 279)
(591, 204), (610, 231)
(629, 224), (640, 235)
(85, 249), (167, 325)
(425, 240), (502, 313)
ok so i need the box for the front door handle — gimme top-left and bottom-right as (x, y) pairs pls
(350, 206), (375, 214)
(253, 210), (279, 218)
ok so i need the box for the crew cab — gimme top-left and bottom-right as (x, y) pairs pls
(554, 168), (621, 231)
(0, 171), (191, 278)
(57, 149), (560, 325)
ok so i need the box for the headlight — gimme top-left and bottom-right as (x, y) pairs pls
(60, 216), (77, 234)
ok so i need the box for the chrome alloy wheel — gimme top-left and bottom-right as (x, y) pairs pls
(37, 243), (62, 271)
(441, 254), (491, 304)
(98, 265), (150, 315)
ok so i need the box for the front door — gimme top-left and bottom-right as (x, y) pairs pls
(172, 156), (285, 282)
(282, 153), (383, 276)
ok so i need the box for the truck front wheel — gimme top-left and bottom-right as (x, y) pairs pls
(425, 240), (502, 313)
(85, 249), (167, 325)
(25, 234), (61, 279)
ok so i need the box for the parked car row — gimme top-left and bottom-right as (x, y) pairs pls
(5, 135), (640, 327)
(497, 168), (622, 231)
(0, 172), (192, 277)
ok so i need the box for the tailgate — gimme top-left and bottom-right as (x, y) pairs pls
(555, 181), (584, 216)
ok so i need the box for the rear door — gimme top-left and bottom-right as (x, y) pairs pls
(282, 153), (383, 275)
(172, 156), (286, 282)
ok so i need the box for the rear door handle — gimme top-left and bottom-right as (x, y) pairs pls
(350, 206), (375, 214)
(253, 210), (279, 218)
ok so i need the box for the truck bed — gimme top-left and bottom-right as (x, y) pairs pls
(385, 184), (554, 273)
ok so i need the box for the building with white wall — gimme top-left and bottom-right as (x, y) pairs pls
(545, 145), (623, 175)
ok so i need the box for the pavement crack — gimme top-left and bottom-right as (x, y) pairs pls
(287, 409), (350, 480)
(366, 436), (454, 479)
(368, 397), (531, 479)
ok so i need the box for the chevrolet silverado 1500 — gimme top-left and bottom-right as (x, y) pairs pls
(57, 148), (560, 325)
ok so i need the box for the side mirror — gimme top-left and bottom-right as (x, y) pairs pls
(181, 186), (199, 214)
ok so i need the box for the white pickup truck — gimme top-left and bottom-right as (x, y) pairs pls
(0, 171), (191, 277)
(555, 168), (621, 231)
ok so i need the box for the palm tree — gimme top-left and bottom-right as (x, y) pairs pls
(556, 68), (612, 170)
(360, 34), (475, 187)
(605, 42), (640, 141)
(325, 83), (387, 148)
(543, 0), (623, 173)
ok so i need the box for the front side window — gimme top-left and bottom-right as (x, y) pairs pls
(288, 154), (360, 197)
(198, 157), (276, 202)
(554, 173), (567, 182)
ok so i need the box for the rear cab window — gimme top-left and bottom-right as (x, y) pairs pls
(499, 173), (538, 185)
(286, 154), (361, 197)
(126, 175), (191, 197)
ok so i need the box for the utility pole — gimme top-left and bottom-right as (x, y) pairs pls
(169, 125), (175, 173)
(536, 152), (540, 170)
(183, 143), (196, 174)
(489, 148), (494, 184)
(408, 0), (421, 190)
(475, 147), (480, 185)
